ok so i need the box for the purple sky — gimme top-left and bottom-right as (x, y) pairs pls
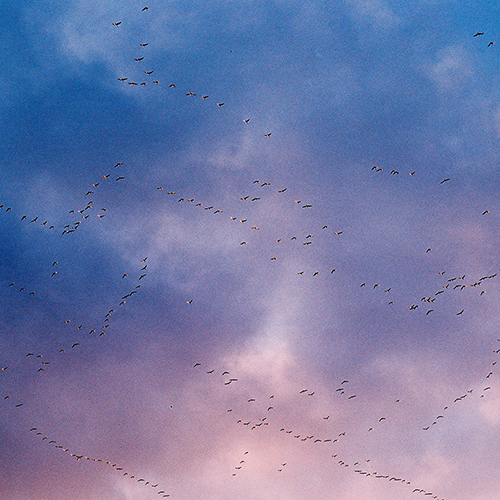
(1, 1), (500, 499)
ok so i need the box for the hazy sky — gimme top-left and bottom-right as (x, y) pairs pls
(1, 1), (500, 499)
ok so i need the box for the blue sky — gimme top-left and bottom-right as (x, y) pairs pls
(1, 1), (500, 499)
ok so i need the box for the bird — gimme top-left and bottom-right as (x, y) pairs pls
(135, 57), (144, 62)
(473, 32), (484, 36)
(112, 22), (121, 26)
(488, 41), (495, 47)
(440, 178), (450, 184)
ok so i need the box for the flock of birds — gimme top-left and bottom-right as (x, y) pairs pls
(0, 4), (498, 500)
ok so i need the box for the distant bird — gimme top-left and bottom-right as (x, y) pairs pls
(440, 178), (450, 184)
(483, 210), (491, 215)
(474, 32), (484, 36)
(488, 41), (495, 47)
(112, 22), (121, 26)
(264, 133), (272, 137)
(243, 119), (250, 123)
(135, 57), (144, 62)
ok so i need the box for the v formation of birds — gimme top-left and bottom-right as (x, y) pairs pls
(0, 5), (499, 500)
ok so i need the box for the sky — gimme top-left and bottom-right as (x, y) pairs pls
(1, 1), (500, 499)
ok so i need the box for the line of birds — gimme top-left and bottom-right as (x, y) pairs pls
(1, 258), (148, 395)
(27, 426), (171, 497)
(189, 361), (451, 499)
(0, 162), (124, 238)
